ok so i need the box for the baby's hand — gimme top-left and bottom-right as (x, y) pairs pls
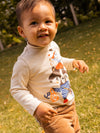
(34, 102), (57, 124)
(72, 60), (89, 73)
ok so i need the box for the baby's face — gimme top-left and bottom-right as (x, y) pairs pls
(18, 2), (58, 47)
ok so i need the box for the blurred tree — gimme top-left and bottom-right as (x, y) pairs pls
(73, 0), (91, 14)
(51, 0), (79, 25)
(0, 40), (4, 51)
(94, 0), (100, 11)
(0, 0), (21, 48)
(0, 0), (18, 35)
(0, 0), (100, 48)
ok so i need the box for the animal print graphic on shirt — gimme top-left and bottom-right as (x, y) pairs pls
(44, 48), (74, 103)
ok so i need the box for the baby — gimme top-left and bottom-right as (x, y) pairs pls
(10, 0), (89, 132)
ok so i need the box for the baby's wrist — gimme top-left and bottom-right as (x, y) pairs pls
(72, 59), (76, 68)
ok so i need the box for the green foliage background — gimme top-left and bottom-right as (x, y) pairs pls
(0, 18), (100, 133)
(0, 0), (100, 132)
(0, 0), (100, 48)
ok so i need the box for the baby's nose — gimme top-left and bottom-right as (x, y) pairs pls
(39, 23), (47, 31)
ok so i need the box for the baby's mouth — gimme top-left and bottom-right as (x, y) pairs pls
(38, 33), (49, 38)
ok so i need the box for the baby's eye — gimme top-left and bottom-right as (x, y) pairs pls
(30, 21), (37, 25)
(45, 20), (52, 24)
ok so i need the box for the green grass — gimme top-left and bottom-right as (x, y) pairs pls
(0, 18), (100, 133)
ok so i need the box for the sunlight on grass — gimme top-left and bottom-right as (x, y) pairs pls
(0, 18), (100, 133)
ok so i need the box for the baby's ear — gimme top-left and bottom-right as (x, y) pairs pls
(17, 26), (26, 38)
(56, 22), (58, 28)
(55, 22), (58, 34)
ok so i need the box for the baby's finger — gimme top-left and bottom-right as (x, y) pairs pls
(78, 62), (84, 72)
(49, 107), (57, 114)
(74, 62), (80, 69)
(83, 65), (89, 73)
(47, 111), (56, 118)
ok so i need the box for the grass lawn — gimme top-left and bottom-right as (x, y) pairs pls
(0, 18), (100, 133)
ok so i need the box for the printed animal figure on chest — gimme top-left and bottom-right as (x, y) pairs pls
(44, 48), (73, 103)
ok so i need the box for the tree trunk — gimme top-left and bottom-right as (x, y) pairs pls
(0, 40), (4, 51)
(69, 3), (79, 26)
(94, 0), (100, 11)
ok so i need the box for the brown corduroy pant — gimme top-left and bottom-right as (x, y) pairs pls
(41, 102), (80, 133)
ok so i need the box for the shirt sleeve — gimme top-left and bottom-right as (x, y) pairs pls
(10, 59), (41, 116)
(62, 57), (75, 70)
